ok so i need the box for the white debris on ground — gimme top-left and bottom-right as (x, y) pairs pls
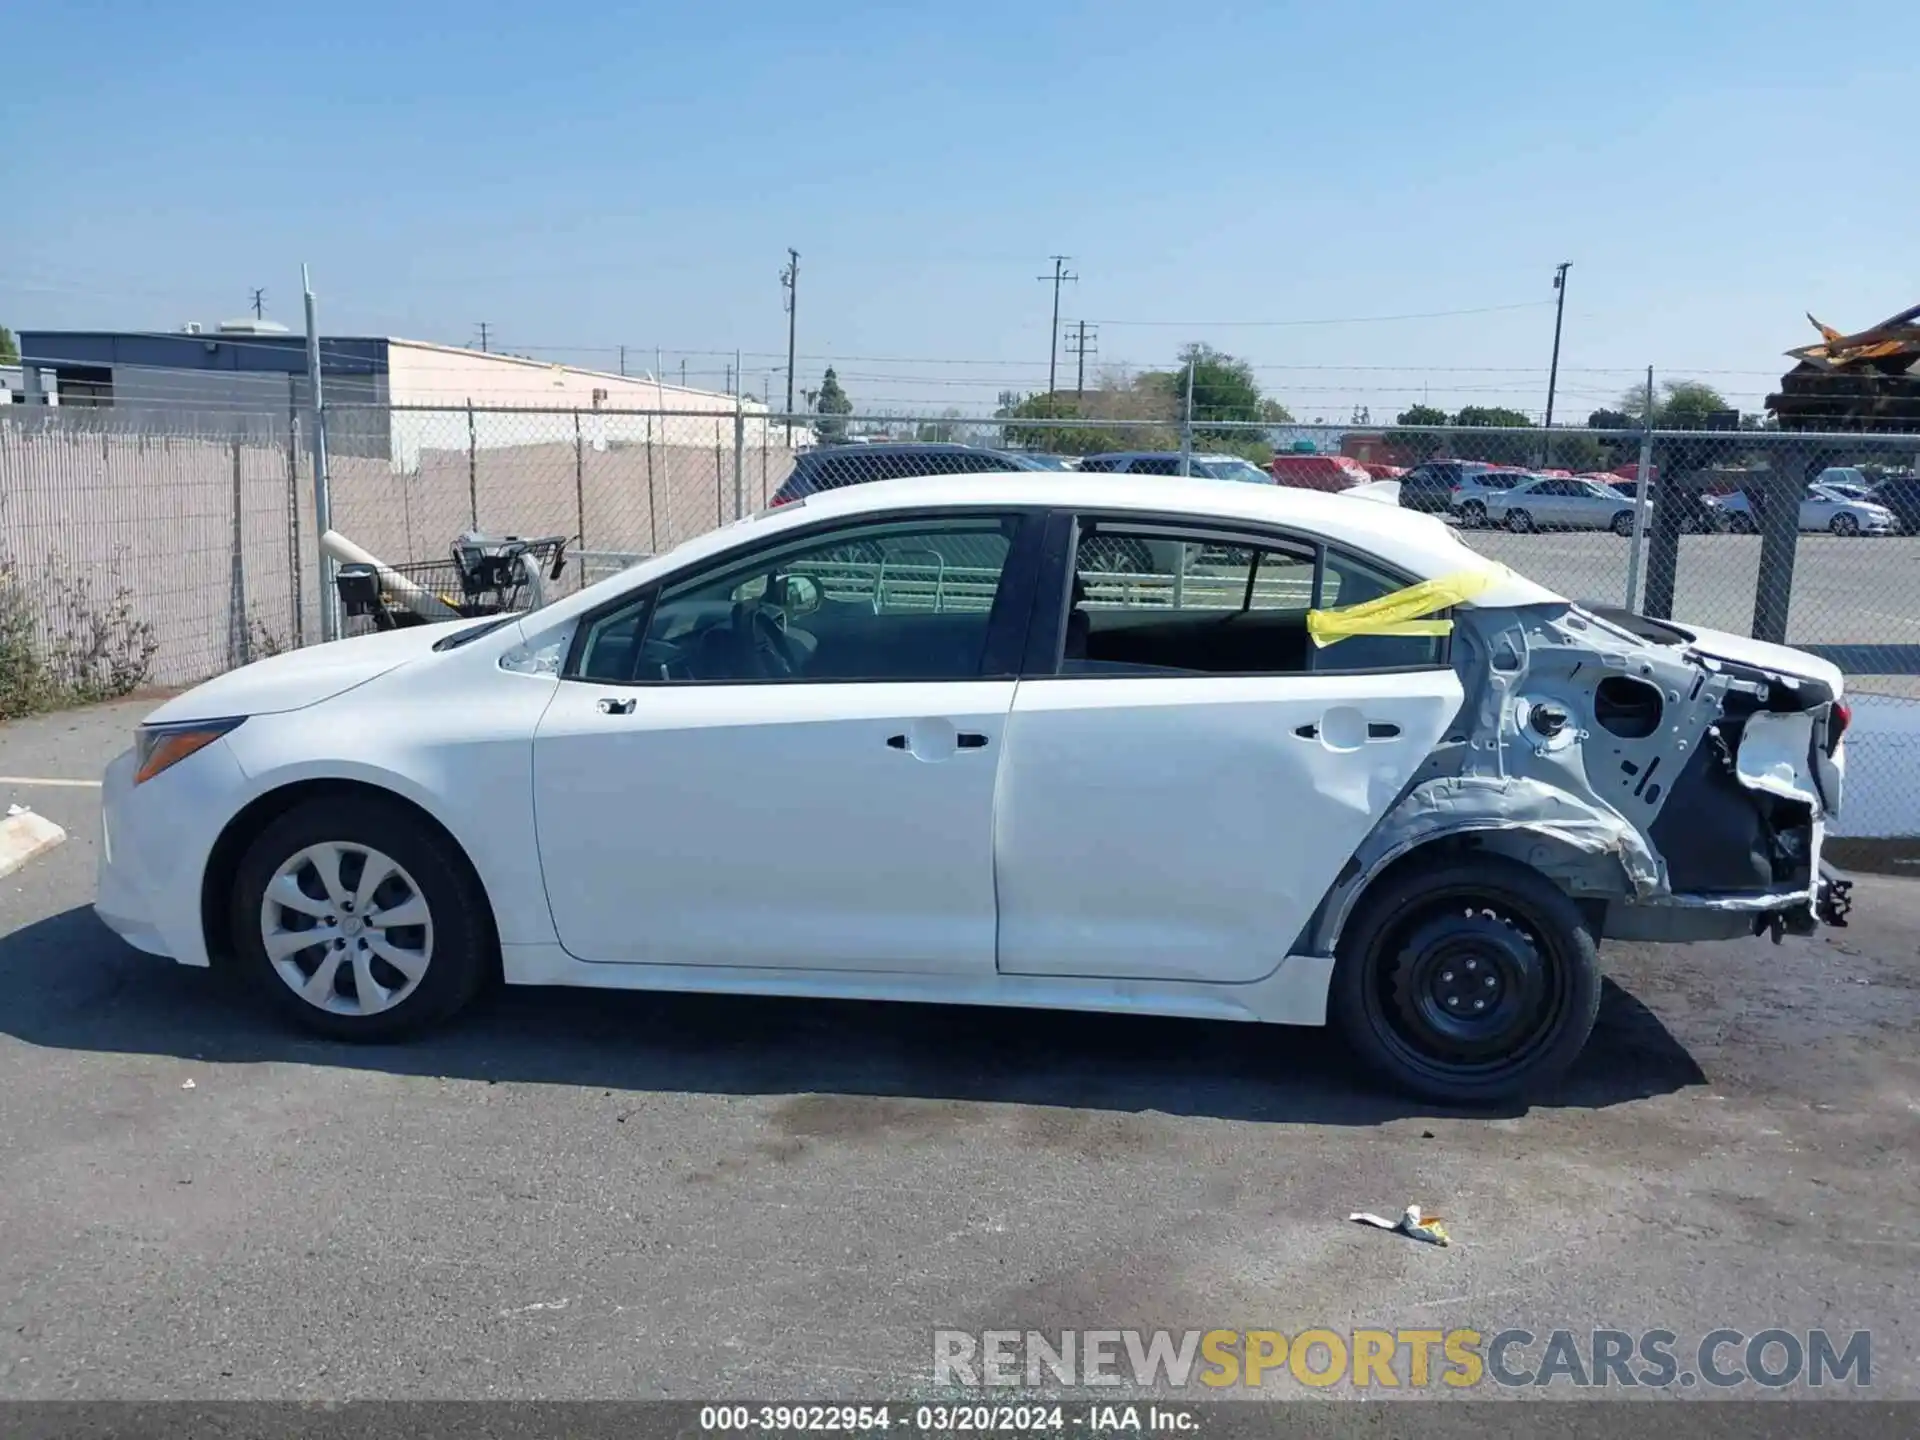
(0, 804), (67, 881)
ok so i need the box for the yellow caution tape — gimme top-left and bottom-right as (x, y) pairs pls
(1307, 568), (1499, 649)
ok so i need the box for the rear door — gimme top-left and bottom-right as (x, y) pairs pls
(533, 509), (1039, 973)
(994, 516), (1464, 983)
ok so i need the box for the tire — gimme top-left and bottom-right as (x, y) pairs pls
(1458, 500), (1487, 527)
(1330, 854), (1602, 1105)
(230, 794), (492, 1041)
(1505, 508), (1534, 534)
(1830, 513), (1859, 537)
(1728, 512), (1756, 535)
(1610, 510), (1635, 537)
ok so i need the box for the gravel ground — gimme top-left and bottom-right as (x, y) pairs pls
(1, 699), (1915, 1401)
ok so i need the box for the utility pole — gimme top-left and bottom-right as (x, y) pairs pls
(1037, 255), (1076, 395)
(680, 358), (687, 387)
(781, 248), (800, 442)
(1064, 321), (1098, 400)
(249, 287), (266, 320)
(476, 322), (491, 353)
(1542, 261), (1570, 464)
(619, 345), (627, 377)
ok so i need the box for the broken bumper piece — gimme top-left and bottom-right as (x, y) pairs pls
(1816, 863), (1855, 928)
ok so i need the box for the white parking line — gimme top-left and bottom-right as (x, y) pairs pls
(0, 777), (103, 788)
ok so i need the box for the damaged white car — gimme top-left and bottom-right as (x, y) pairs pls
(95, 474), (1851, 1102)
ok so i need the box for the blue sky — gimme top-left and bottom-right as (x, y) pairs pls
(5, 0), (1915, 419)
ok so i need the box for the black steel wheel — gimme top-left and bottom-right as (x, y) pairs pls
(1331, 854), (1601, 1104)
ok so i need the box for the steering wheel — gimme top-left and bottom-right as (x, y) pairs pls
(730, 600), (801, 680)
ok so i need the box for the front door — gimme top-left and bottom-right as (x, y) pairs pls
(533, 511), (1032, 973)
(994, 520), (1465, 983)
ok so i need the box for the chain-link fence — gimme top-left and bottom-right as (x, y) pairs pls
(4, 404), (1917, 834)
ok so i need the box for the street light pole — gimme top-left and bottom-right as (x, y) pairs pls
(1543, 261), (1571, 465)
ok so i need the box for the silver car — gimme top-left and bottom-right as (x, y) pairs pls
(1485, 476), (1637, 535)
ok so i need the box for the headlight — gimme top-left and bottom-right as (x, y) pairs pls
(134, 717), (245, 785)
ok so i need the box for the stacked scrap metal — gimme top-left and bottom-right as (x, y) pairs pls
(1767, 303), (1920, 431)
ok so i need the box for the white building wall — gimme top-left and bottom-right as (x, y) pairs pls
(383, 339), (772, 470)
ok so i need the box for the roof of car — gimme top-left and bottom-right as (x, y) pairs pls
(547, 471), (1561, 620)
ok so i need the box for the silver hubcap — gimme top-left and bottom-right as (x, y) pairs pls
(259, 842), (433, 1016)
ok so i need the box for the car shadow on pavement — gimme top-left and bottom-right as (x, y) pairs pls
(1, 905), (1704, 1124)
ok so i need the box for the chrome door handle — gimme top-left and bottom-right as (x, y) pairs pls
(598, 697), (637, 716)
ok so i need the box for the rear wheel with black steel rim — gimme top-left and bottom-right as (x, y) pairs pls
(1331, 855), (1601, 1103)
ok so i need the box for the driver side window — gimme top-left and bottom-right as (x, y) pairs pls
(571, 515), (1020, 685)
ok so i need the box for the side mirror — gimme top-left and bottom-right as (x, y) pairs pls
(334, 564), (382, 617)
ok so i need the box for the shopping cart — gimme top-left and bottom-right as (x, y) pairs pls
(334, 531), (571, 634)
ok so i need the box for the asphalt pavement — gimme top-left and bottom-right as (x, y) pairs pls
(1, 699), (1916, 1400)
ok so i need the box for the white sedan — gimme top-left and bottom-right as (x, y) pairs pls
(1717, 483), (1900, 536)
(1482, 476), (1637, 534)
(96, 473), (1853, 1102)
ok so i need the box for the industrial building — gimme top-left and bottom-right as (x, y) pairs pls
(13, 324), (768, 467)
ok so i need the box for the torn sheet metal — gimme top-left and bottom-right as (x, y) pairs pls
(1306, 595), (1844, 953)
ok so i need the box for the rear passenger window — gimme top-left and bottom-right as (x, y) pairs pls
(1057, 527), (1446, 677)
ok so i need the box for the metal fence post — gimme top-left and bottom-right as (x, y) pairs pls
(301, 264), (337, 643)
(732, 349), (746, 521)
(466, 398), (478, 530)
(573, 409), (586, 554)
(1623, 367), (1655, 611)
(713, 420), (724, 528)
(228, 437), (250, 669)
(287, 410), (304, 646)
(645, 413), (659, 553)
(1179, 360), (1195, 476)
(1753, 438), (1815, 645)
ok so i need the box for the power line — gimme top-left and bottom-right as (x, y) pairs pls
(1084, 299), (1557, 327)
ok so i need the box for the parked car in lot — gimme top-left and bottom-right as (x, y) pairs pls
(1604, 478), (1729, 534)
(1079, 451), (1274, 484)
(1868, 475), (1920, 533)
(1484, 475), (1638, 534)
(1396, 460), (1505, 514)
(771, 442), (1048, 504)
(1717, 483), (1901, 536)
(1267, 453), (1374, 491)
(98, 471), (1854, 1104)
(1448, 471), (1525, 527)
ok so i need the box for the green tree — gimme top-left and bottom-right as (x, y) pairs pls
(1618, 379), (1735, 429)
(1387, 404), (1449, 461)
(813, 366), (852, 441)
(1449, 405), (1536, 465)
(0, 326), (18, 367)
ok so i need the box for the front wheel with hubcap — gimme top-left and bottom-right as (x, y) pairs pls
(1830, 512), (1860, 536)
(232, 794), (491, 1040)
(1457, 500), (1487, 527)
(1330, 855), (1601, 1104)
(1610, 510), (1635, 536)
(1505, 508), (1535, 533)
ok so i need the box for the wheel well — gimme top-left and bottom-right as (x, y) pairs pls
(1330, 834), (1608, 956)
(199, 779), (500, 977)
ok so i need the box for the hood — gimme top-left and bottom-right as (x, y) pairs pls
(143, 619), (475, 725)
